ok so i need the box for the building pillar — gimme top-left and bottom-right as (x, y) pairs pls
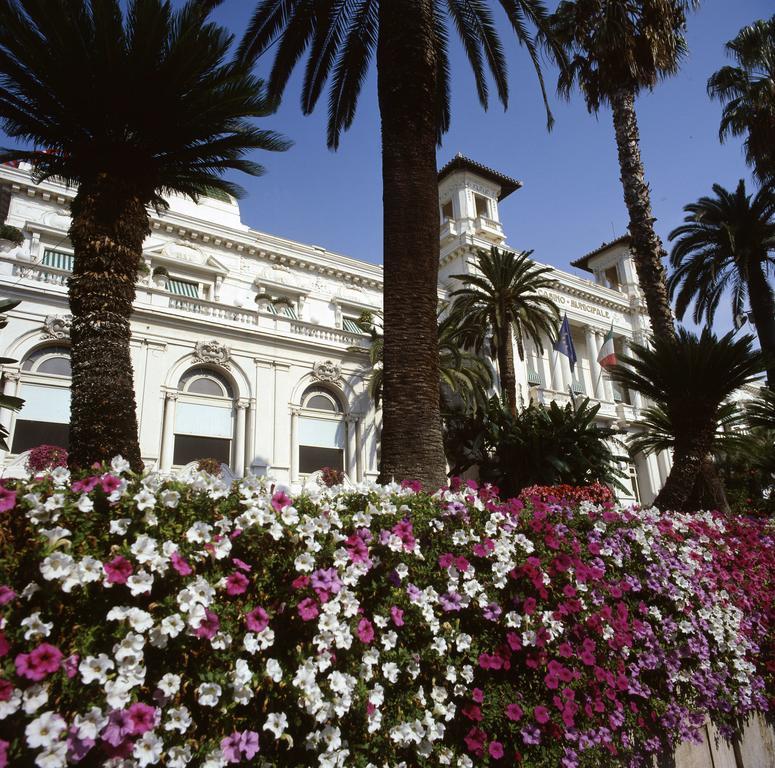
(656, 450), (671, 486)
(621, 339), (643, 409)
(586, 327), (604, 400)
(273, 364), (291, 479)
(233, 400), (248, 478)
(550, 349), (563, 393)
(159, 392), (178, 471)
(0, 371), (20, 460)
(596, 331), (614, 402)
(245, 398), (256, 475)
(345, 415), (358, 480)
(538, 343), (552, 396)
(560, 354), (573, 395)
(354, 415), (363, 482)
(289, 406), (300, 482)
(645, 451), (662, 504)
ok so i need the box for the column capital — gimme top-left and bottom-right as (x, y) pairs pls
(290, 406), (302, 416)
(236, 400), (250, 410)
(165, 391), (179, 402)
(3, 371), (20, 383)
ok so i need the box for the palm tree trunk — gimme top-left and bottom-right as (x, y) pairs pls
(747, 257), (775, 389)
(654, 428), (715, 512)
(497, 323), (518, 415)
(67, 175), (147, 471)
(610, 87), (676, 344)
(376, 0), (447, 489)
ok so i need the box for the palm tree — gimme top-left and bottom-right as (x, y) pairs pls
(668, 180), (775, 388)
(448, 246), (560, 415)
(351, 312), (493, 413)
(0, 0), (288, 471)
(211, 0), (565, 489)
(708, 16), (775, 184)
(547, 0), (699, 344)
(609, 328), (763, 511)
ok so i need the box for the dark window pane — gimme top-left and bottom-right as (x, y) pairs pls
(173, 434), (231, 466)
(306, 394), (337, 412)
(12, 420), (69, 453)
(178, 367), (233, 398)
(299, 446), (343, 474)
(22, 345), (70, 371)
(187, 377), (224, 397)
(36, 357), (72, 376)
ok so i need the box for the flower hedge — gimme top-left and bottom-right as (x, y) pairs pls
(0, 460), (772, 768)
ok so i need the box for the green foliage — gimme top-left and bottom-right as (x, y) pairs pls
(445, 396), (625, 498)
(0, 297), (23, 450)
(609, 328), (764, 445)
(667, 180), (775, 326)
(0, 0), (290, 205)
(449, 246), (560, 363)
(0, 224), (23, 245)
(708, 16), (775, 183)
(548, 0), (697, 112)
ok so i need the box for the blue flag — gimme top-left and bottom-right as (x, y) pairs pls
(553, 314), (577, 373)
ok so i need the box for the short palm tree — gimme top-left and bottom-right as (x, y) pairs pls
(0, 0), (288, 470)
(668, 180), (775, 388)
(708, 16), (775, 184)
(547, 0), (699, 344)
(448, 247), (560, 415)
(609, 328), (764, 511)
(211, 0), (565, 489)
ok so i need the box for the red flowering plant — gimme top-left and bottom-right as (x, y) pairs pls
(0, 460), (770, 767)
(25, 444), (68, 474)
(519, 483), (616, 507)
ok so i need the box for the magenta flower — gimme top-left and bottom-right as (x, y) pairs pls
(0, 680), (12, 702)
(232, 557), (252, 572)
(195, 610), (220, 640)
(0, 586), (14, 605)
(225, 572), (249, 596)
(534, 705), (550, 724)
(0, 486), (16, 513)
(297, 598), (319, 621)
(489, 741), (504, 759)
(464, 727), (486, 757)
(66, 726), (95, 763)
(506, 703), (523, 721)
(100, 474), (122, 493)
(171, 552), (192, 576)
(271, 490), (291, 512)
(390, 606), (404, 627)
(16, 643), (63, 681)
(239, 730), (259, 759)
(128, 702), (156, 735)
(0, 632), (9, 658)
(71, 476), (100, 494)
(439, 591), (462, 612)
(0, 739), (8, 768)
(472, 688), (484, 703)
(64, 653), (79, 678)
(104, 556), (133, 585)
(245, 607), (269, 633)
(357, 618), (374, 644)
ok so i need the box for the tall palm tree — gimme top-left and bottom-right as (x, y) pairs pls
(209, 0), (565, 489)
(708, 16), (775, 184)
(609, 328), (763, 511)
(547, 0), (699, 344)
(352, 312), (493, 413)
(0, 0), (288, 471)
(668, 180), (775, 388)
(448, 246), (560, 415)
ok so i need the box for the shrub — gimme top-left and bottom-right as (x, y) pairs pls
(0, 224), (23, 246)
(25, 444), (68, 474)
(196, 458), (222, 476)
(0, 460), (770, 767)
(319, 466), (344, 487)
(519, 483), (616, 507)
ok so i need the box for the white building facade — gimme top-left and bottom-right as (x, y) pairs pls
(0, 157), (672, 502)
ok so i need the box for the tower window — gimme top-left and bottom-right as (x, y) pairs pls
(441, 200), (453, 221)
(474, 194), (489, 218)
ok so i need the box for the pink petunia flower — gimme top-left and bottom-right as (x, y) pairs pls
(489, 741), (505, 759)
(195, 610), (220, 640)
(297, 598), (319, 621)
(100, 474), (122, 493)
(225, 572), (249, 596)
(0, 486), (16, 513)
(171, 552), (192, 576)
(239, 730), (259, 760)
(506, 703), (523, 721)
(357, 618), (374, 644)
(534, 706), (550, 724)
(271, 490), (291, 512)
(232, 558), (252, 572)
(64, 654), (79, 678)
(0, 739), (8, 768)
(245, 607), (269, 633)
(127, 703), (156, 735)
(390, 606), (404, 627)
(221, 732), (242, 763)
(104, 556), (133, 585)
(0, 586), (14, 605)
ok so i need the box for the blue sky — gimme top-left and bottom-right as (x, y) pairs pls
(198, 1), (768, 285)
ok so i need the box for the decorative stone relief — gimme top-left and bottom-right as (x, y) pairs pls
(194, 339), (231, 368)
(312, 359), (342, 383)
(41, 314), (72, 340)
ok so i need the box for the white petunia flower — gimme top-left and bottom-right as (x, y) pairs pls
(167, 745), (193, 768)
(34, 741), (68, 768)
(25, 711), (66, 748)
(21, 612), (53, 640)
(196, 682), (222, 707)
(164, 706), (192, 733)
(22, 684), (49, 715)
(264, 712), (289, 739)
(111, 455), (131, 474)
(109, 518), (131, 536)
(160, 490), (180, 508)
(133, 730), (163, 767)
(127, 570), (154, 596)
(158, 673), (181, 697)
(76, 494), (94, 513)
(266, 658), (283, 683)
(79, 654), (115, 685)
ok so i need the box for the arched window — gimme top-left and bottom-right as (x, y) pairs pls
(12, 345), (71, 453)
(298, 385), (346, 475)
(173, 367), (235, 467)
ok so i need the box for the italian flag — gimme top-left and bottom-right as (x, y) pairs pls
(597, 326), (617, 370)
